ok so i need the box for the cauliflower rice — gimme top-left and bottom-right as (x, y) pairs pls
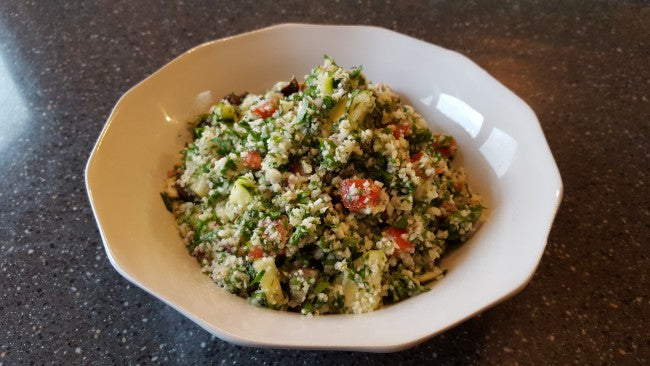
(161, 57), (485, 315)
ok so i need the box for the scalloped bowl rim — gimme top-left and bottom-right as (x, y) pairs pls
(85, 23), (563, 352)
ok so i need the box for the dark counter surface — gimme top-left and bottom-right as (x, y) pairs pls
(1, 1), (648, 364)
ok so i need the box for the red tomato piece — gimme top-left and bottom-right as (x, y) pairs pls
(410, 152), (427, 178)
(243, 151), (262, 170)
(387, 227), (415, 254)
(248, 245), (264, 259)
(434, 137), (457, 158)
(340, 178), (382, 212)
(248, 244), (286, 259)
(252, 100), (278, 118)
(410, 152), (424, 162)
(392, 122), (412, 139)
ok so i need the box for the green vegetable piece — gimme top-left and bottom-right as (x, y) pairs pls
(215, 102), (236, 122)
(296, 192), (310, 204)
(347, 90), (374, 126)
(342, 250), (387, 313)
(322, 76), (334, 94)
(313, 280), (330, 294)
(189, 176), (210, 198)
(253, 257), (287, 307)
(224, 159), (237, 171)
(328, 96), (347, 122)
(228, 176), (256, 205)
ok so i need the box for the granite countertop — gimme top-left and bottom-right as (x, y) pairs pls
(1, 1), (648, 364)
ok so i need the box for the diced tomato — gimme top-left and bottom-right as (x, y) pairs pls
(410, 152), (424, 163)
(248, 245), (264, 259)
(340, 178), (382, 212)
(252, 99), (278, 118)
(409, 152), (426, 178)
(387, 227), (415, 254)
(434, 137), (457, 158)
(392, 122), (412, 139)
(248, 245), (286, 259)
(243, 151), (262, 170)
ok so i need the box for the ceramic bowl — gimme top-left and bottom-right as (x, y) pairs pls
(85, 23), (562, 352)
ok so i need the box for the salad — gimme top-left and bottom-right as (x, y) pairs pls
(161, 57), (485, 314)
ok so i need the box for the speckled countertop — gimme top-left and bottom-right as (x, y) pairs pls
(1, 1), (648, 364)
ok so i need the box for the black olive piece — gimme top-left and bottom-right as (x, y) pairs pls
(224, 92), (249, 106)
(280, 78), (299, 97)
(175, 182), (200, 203)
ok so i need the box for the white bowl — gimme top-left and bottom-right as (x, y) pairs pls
(85, 24), (562, 352)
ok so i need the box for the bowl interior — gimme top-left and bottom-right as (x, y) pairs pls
(86, 24), (562, 351)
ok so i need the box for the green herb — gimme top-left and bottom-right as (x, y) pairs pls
(225, 159), (237, 171)
(198, 230), (215, 243)
(296, 192), (310, 204)
(194, 127), (205, 139)
(322, 96), (335, 110)
(249, 290), (267, 307)
(267, 211), (283, 219)
(301, 301), (313, 314)
(349, 65), (363, 78)
(313, 280), (330, 294)
(393, 215), (409, 229)
(409, 129), (433, 154)
(385, 272), (427, 304)
(289, 226), (307, 246)
(341, 237), (359, 250)
(317, 138), (340, 170)
(251, 270), (265, 286)
(214, 139), (232, 155)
